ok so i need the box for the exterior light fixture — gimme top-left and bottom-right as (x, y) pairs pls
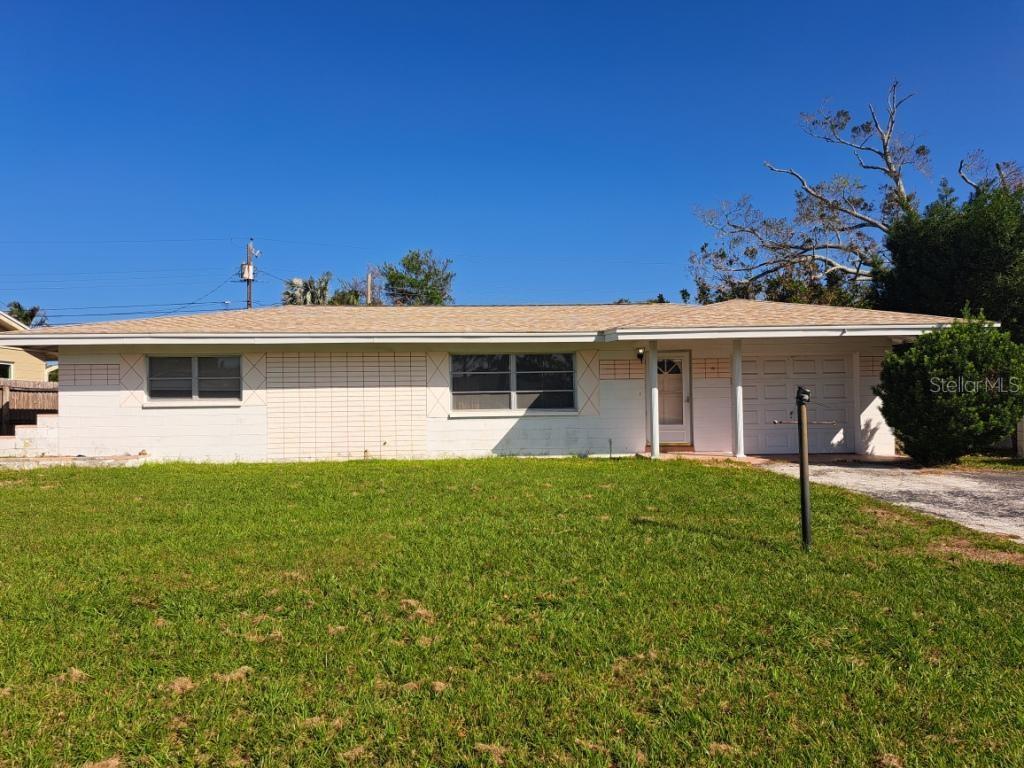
(636, 347), (645, 362)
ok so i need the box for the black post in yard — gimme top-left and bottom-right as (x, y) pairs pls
(796, 386), (812, 551)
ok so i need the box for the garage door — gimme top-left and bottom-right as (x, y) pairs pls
(742, 355), (851, 454)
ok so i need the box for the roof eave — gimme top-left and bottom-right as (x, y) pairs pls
(0, 330), (607, 348)
(0, 311), (28, 332)
(605, 322), (955, 341)
(1, 321), (961, 348)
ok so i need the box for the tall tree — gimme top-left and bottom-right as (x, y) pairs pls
(691, 81), (932, 305)
(5, 301), (47, 327)
(379, 250), (455, 306)
(281, 273), (334, 305)
(330, 275), (382, 306)
(875, 179), (1024, 340)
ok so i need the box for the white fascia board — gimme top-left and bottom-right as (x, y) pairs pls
(1, 322), (960, 348)
(0, 311), (28, 331)
(605, 323), (952, 341)
(0, 331), (604, 348)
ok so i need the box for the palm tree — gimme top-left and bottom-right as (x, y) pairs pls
(5, 301), (47, 327)
(281, 273), (333, 305)
(329, 276), (381, 305)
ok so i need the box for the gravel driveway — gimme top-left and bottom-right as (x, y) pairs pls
(763, 461), (1024, 539)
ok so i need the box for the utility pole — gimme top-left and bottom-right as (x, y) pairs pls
(241, 239), (261, 309)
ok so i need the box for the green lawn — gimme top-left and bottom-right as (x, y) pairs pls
(954, 452), (1024, 471)
(2, 459), (1023, 767)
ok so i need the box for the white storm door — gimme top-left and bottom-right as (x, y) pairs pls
(657, 353), (691, 444)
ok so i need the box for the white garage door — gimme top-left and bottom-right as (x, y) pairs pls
(742, 354), (851, 454)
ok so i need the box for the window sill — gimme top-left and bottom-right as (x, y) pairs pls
(142, 399), (244, 409)
(447, 409), (580, 419)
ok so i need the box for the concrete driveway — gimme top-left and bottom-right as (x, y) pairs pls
(764, 460), (1024, 539)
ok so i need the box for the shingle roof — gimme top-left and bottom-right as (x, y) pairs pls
(5, 300), (954, 337)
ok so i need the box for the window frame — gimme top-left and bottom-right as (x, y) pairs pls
(449, 352), (577, 414)
(0, 361), (13, 380)
(147, 355), (243, 402)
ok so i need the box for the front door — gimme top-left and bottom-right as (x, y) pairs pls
(657, 353), (691, 444)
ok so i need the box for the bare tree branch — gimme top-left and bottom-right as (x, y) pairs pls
(691, 81), (932, 306)
(958, 158), (980, 192)
(764, 163), (889, 232)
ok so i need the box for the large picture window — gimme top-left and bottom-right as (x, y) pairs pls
(451, 353), (575, 411)
(148, 356), (241, 400)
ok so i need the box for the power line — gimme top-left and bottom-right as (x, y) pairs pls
(43, 306), (233, 319)
(45, 306), (247, 326)
(0, 237), (237, 245)
(1, 267), (227, 279)
(157, 273), (240, 316)
(38, 301), (233, 311)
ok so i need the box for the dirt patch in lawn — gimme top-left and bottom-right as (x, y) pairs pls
(54, 667), (89, 684)
(928, 537), (1024, 566)
(214, 666), (254, 684)
(398, 598), (435, 624)
(163, 676), (197, 695)
(474, 743), (508, 764)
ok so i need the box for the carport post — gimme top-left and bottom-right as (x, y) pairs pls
(731, 339), (745, 457)
(647, 342), (660, 458)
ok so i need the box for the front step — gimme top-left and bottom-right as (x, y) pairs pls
(0, 423), (59, 458)
(646, 443), (695, 455)
(0, 435), (26, 458)
(660, 444), (694, 454)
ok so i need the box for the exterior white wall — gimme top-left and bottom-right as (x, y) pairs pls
(49, 338), (900, 462)
(266, 350), (428, 460)
(423, 346), (645, 457)
(57, 351), (267, 461)
(856, 348), (897, 456)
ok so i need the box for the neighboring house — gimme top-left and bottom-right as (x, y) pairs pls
(0, 311), (48, 382)
(0, 300), (954, 462)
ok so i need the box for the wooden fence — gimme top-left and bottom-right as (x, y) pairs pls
(1, 380), (58, 435)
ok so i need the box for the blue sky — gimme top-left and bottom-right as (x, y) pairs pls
(2, 1), (1021, 322)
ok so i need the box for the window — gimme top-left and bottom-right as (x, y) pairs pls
(451, 353), (575, 411)
(0, 363), (11, 379)
(148, 356), (241, 400)
(657, 360), (682, 375)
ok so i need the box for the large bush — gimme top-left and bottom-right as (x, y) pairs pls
(875, 316), (1024, 465)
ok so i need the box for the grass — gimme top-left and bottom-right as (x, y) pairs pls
(953, 451), (1024, 471)
(1, 458), (1023, 767)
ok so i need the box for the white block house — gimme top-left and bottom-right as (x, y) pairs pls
(0, 300), (955, 462)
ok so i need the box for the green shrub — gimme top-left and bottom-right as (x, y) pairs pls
(875, 314), (1024, 465)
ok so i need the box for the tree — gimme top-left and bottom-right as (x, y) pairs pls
(379, 250), (454, 306)
(5, 301), (47, 327)
(281, 273), (334, 305)
(875, 180), (1024, 340)
(874, 315), (1024, 465)
(330, 275), (382, 306)
(691, 81), (933, 305)
(613, 293), (669, 304)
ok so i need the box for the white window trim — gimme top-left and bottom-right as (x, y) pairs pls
(449, 353), (578, 416)
(0, 361), (13, 379)
(146, 355), (243, 403)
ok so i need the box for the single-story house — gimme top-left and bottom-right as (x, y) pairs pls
(0, 299), (955, 462)
(0, 310), (48, 382)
